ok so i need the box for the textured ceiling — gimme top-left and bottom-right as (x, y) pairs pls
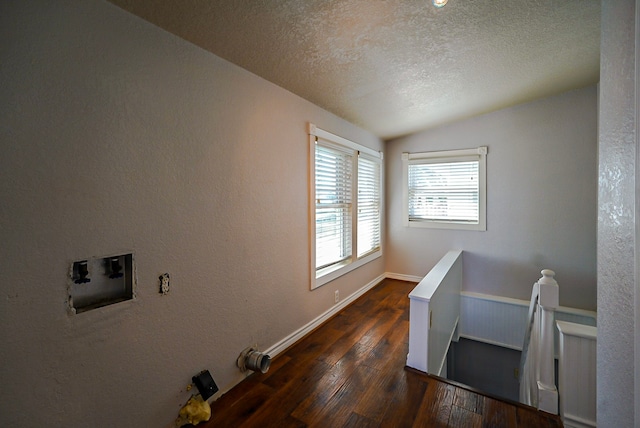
(108, 0), (600, 140)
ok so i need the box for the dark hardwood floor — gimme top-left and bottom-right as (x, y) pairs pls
(203, 279), (563, 427)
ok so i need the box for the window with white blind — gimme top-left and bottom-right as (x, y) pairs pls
(310, 124), (382, 289)
(402, 147), (487, 231)
(357, 154), (381, 257)
(315, 143), (353, 271)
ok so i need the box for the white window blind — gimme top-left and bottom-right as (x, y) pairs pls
(357, 154), (381, 257)
(309, 123), (383, 289)
(315, 143), (353, 270)
(408, 160), (479, 223)
(403, 147), (487, 231)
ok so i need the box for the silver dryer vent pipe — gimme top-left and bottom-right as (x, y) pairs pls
(237, 347), (271, 374)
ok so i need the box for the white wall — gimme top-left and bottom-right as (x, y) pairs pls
(0, 1), (384, 426)
(386, 86), (597, 311)
(598, 0), (637, 426)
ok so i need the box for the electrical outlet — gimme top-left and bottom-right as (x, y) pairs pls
(334, 290), (339, 303)
(159, 273), (170, 295)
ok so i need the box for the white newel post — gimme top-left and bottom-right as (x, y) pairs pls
(536, 269), (559, 414)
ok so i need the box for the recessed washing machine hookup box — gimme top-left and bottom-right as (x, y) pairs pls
(68, 253), (135, 314)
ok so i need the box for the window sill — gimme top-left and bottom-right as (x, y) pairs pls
(406, 219), (486, 231)
(313, 249), (382, 289)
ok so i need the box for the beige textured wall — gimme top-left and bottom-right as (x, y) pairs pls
(597, 0), (637, 426)
(0, 1), (384, 426)
(386, 86), (598, 310)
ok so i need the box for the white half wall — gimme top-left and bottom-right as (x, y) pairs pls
(0, 1), (385, 427)
(385, 86), (598, 311)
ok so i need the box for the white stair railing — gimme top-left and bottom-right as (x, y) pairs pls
(519, 269), (559, 414)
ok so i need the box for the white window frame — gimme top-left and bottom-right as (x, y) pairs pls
(309, 123), (383, 289)
(402, 146), (487, 231)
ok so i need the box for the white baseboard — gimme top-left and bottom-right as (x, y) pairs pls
(385, 272), (422, 283)
(265, 273), (387, 358)
(214, 273), (389, 400)
(562, 413), (597, 428)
